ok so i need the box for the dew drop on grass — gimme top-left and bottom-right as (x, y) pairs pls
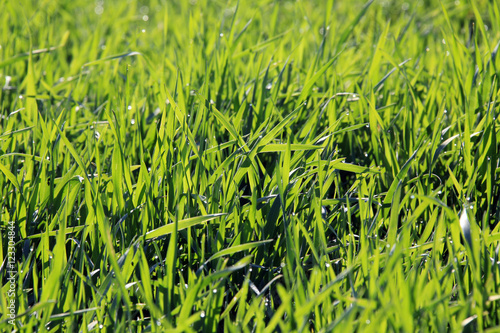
(128, 105), (132, 110)
(19, 95), (23, 99)
(99, 325), (103, 329)
(219, 33), (224, 37)
(213, 289), (217, 294)
(143, 15), (149, 21)
(410, 195), (415, 199)
(185, 284), (188, 289)
(131, 119), (135, 125)
(325, 262), (330, 268)
(200, 311), (206, 318)
(142, 29), (146, 33)
(265, 83), (272, 90)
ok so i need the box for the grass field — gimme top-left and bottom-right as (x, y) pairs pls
(1, 0), (500, 331)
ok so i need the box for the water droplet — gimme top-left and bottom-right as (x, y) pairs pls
(95, 131), (100, 140)
(142, 29), (146, 33)
(128, 105), (132, 110)
(130, 119), (135, 125)
(213, 289), (217, 294)
(185, 284), (188, 289)
(325, 262), (330, 268)
(219, 33), (224, 37)
(265, 83), (272, 90)
(143, 15), (149, 21)
(200, 311), (206, 318)
(19, 95), (23, 99)
(99, 325), (103, 329)
(410, 195), (415, 199)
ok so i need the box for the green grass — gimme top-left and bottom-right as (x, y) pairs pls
(1, 0), (500, 331)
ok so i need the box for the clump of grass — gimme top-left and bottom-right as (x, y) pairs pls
(1, 0), (500, 331)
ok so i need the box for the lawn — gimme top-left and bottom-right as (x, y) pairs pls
(1, 0), (500, 331)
